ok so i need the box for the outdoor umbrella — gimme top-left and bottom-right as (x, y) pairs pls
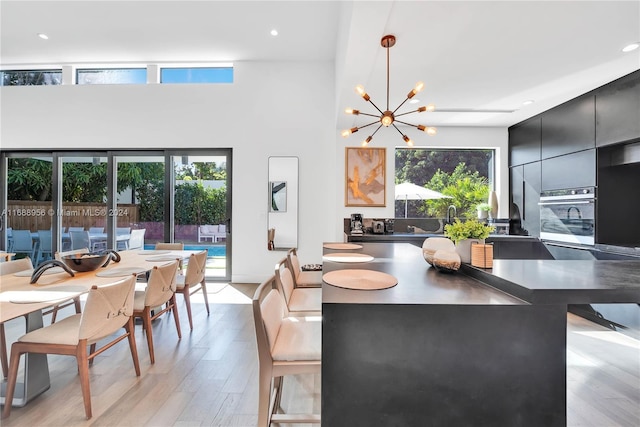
(394, 182), (451, 218)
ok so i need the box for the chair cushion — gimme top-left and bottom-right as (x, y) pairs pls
(19, 314), (81, 346)
(262, 289), (284, 351)
(201, 225), (218, 234)
(288, 288), (322, 313)
(272, 318), (321, 361)
(175, 274), (185, 289)
(133, 290), (146, 311)
(296, 270), (322, 287)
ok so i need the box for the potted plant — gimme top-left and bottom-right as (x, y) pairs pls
(476, 203), (491, 219)
(444, 219), (495, 263)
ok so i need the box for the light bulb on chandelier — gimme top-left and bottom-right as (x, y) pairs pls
(341, 34), (437, 147)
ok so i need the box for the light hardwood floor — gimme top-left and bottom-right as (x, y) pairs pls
(1, 283), (638, 426)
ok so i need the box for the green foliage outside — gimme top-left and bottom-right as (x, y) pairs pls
(6, 158), (227, 225)
(173, 183), (227, 225)
(424, 163), (490, 219)
(1, 70), (62, 86)
(395, 149), (492, 219)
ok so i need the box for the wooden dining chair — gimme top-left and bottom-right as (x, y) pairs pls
(274, 258), (321, 315)
(0, 258), (35, 379)
(252, 275), (321, 426)
(175, 250), (209, 330)
(286, 248), (322, 288)
(132, 260), (181, 364)
(155, 243), (185, 271)
(154, 242), (184, 250)
(2, 274), (141, 420)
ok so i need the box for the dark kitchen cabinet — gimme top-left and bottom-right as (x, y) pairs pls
(595, 70), (640, 147)
(510, 161), (541, 237)
(541, 95), (595, 159)
(523, 162), (541, 237)
(541, 149), (595, 191)
(509, 117), (541, 166)
(510, 166), (524, 223)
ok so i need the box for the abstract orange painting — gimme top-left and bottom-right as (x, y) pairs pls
(345, 147), (386, 207)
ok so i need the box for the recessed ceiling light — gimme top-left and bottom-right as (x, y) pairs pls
(37, 33), (49, 40)
(270, 29), (278, 36)
(523, 100), (535, 106)
(622, 42), (639, 52)
(409, 98), (419, 104)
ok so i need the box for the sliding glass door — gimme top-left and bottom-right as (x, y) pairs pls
(1, 150), (232, 281)
(59, 154), (108, 252)
(171, 152), (231, 280)
(114, 154), (166, 251)
(3, 154), (54, 266)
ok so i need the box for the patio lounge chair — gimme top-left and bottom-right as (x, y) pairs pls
(197, 225), (226, 242)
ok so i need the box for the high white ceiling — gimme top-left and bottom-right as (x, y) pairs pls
(2, 0), (639, 130)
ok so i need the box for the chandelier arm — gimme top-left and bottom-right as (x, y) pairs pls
(366, 99), (385, 115)
(391, 98), (411, 115)
(370, 124), (384, 137)
(391, 124), (406, 137)
(358, 112), (382, 119)
(395, 109), (424, 118)
(354, 120), (383, 131)
(394, 120), (420, 128)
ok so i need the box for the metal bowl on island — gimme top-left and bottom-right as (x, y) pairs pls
(61, 250), (120, 272)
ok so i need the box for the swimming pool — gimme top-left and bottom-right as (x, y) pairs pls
(144, 244), (226, 257)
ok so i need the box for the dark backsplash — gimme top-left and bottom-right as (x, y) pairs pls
(344, 217), (444, 234)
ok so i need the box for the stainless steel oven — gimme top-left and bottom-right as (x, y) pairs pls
(539, 187), (595, 245)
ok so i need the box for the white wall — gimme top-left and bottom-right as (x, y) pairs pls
(1, 61), (336, 282)
(1, 61), (509, 282)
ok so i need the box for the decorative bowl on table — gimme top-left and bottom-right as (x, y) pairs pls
(61, 250), (121, 272)
(422, 237), (456, 265)
(30, 250), (121, 284)
(432, 249), (461, 273)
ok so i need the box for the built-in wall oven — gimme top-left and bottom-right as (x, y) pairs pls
(539, 187), (595, 245)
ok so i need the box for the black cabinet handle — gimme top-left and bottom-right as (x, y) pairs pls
(522, 181), (526, 221)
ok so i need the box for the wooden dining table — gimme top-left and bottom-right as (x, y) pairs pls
(0, 249), (197, 407)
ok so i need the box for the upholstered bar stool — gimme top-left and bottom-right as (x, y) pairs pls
(275, 258), (321, 315)
(252, 275), (321, 426)
(286, 248), (322, 288)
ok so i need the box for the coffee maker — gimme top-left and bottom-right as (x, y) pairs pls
(350, 213), (364, 235)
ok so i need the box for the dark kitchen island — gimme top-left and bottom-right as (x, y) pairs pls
(321, 242), (640, 427)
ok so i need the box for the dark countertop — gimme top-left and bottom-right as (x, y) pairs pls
(323, 242), (640, 306)
(322, 242), (526, 306)
(347, 231), (541, 243)
(463, 259), (640, 304)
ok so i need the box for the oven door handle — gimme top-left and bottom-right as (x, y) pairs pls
(538, 200), (592, 206)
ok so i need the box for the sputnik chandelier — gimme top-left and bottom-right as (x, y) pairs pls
(341, 34), (437, 147)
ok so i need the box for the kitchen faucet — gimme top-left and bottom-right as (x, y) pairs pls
(446, 205), (457, 224)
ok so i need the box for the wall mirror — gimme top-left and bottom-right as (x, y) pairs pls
(268, 157), (298, 249)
